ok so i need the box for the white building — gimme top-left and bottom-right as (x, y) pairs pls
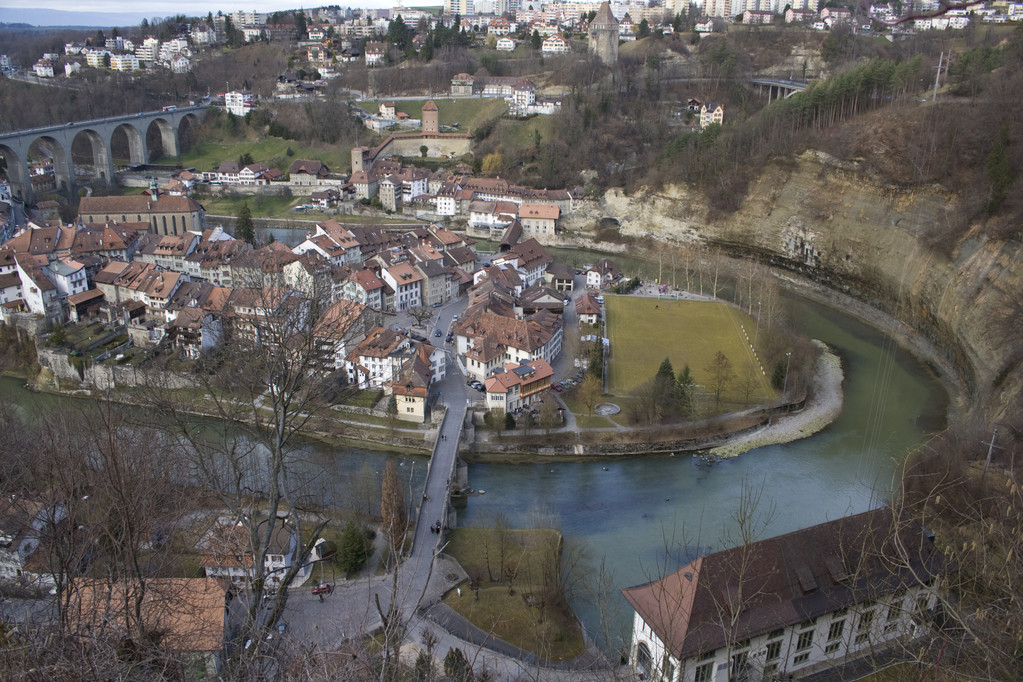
(623, 509), (944, 682)
(225, 90), (255, 117)
(110, 54), (139, 71)
(135, 37), (160, 62)
(33, 60), (54, 78)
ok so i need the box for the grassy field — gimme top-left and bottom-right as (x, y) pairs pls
(164, 135), (352, 175)
(443, 527), (585, 661)
(605, 296), (775, 404)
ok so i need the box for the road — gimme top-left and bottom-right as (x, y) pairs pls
(280, 290), (615, 678)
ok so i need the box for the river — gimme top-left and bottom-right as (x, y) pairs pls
(454, 293), (947, 650)
(0, 291), (946, 654)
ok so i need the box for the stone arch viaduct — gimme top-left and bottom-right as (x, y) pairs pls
(0, 104), (207, 205)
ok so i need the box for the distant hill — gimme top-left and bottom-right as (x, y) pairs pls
(0, 8), (154, 28)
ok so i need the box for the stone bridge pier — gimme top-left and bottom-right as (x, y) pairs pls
(0, 105), (206, 204)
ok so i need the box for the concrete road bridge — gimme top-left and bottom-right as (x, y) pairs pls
(0, 104), (207, 204)
(751, 77), (809, 103)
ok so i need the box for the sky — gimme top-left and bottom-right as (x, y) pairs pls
(0, 2), (395, 27)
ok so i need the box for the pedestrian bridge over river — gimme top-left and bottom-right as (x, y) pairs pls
(0, 104), (206, 204)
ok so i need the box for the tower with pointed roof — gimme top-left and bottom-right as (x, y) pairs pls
(589, 2), (619, 66)
(422, 100), (439, 133)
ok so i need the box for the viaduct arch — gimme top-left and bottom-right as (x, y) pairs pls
(0, 104), (206, 205)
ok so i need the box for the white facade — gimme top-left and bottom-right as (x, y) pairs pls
(225, 90), (255, 117)
(110, 54), (139, 71)
(630, 587), (937, 682)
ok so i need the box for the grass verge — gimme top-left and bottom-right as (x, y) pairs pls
(443, 527), (586, 661)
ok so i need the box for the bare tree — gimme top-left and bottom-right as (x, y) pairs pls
(406, 305), (435, 329)
(145, 263), (364, 673)
(705, 350), (736, 410)
(578, 373), (603, 417)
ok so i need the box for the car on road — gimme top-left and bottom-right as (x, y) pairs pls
(434, 329), (442, 337)
(311, 583), (333, 595)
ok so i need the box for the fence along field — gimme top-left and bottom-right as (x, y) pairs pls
(604, 296), (775, 407)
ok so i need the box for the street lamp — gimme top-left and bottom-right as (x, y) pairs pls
(782, 352), (792, 394)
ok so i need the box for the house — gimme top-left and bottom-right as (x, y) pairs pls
(381, 262), (422, 311)
(379, 101), (397, 119)
(198, 518), (298, 588)
(743, 10), (774, 25)
(289, 159), (330, 186)
(623, 508), (944, 682)
(341, 267), (387, 309)
(166, 307), (222, 359)
(544, 262), (575, 293)
(496, 37), (516, 51)
(365, 41), (386, 66)
(450, 72), (475, 95)
(345, 325), (416, 388)
(518, 203), (560, 240)
(453, 309), (563, 382)
(311, 188), (340, 209)
(493, 238), (553, 288)
(700, 103), (724, 129)
(575, 292), (601, 324)
(389, 343), (444, 422)
(484, 358), (554, 412)
(309, 299), (371, 371)
(70, 578), (229, 677)
(541, 35), (571, 55)
(785, 8), (817, 22)
(0, 494), (65, 582)
(587, 258), (623, 289)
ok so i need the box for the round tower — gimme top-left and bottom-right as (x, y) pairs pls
(588, 2), (620, 66)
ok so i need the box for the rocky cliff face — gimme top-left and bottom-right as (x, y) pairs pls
(567, 151), (1022, 423)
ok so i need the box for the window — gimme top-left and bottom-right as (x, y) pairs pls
(884, 605), (900, 632)
(793, 652), (809, 665)
(729, 651), (748, 681)
(661, 656), (674, 682)
(796, 629), (814, 652)
(859, 609), (875, 642)
(765, 641), (781, 662)
(694, 662), (713, 682)
(828, 620), (845, 641)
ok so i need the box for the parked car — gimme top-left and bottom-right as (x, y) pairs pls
(311, 583), (333, 595)
(552, 385), (563, 392)
(434, 329), (442, 337)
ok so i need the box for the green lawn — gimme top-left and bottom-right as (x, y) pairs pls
(443, 527), (585, 661)
(605, 296), (775, 404)
(164, 136), (352, 175)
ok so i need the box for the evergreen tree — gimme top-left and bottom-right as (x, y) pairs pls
(444, 648), (471, 682)
(771, 360), (786, 390)
(531, 29), (542, 50)
(236, 202), (255, 245)
(653, 357), (679, 421)
(336, 520), (372, 574)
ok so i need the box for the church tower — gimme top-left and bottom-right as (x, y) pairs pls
(588, 2), (619, 66)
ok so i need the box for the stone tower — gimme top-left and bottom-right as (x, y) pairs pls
(422, 100), (439, 133)
(588, 2), (619, 66)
